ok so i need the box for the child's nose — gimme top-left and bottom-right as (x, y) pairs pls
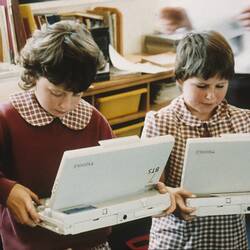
(205, 90), (216, 100)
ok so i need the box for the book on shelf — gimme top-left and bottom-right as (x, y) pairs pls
(6, 0), (18, 60)
(90, 26), (110, 61)
(19, 4), (37, 38)
(151, 80), (180, 107)
(89, 7), (123, 55)
(10, 0), (26, 51)
(88, 9), (113, 42)
(154, 82), (180, 105)
(33, 13), (61, 29)
(111, 12), (117, 49)
(0, 0), (19, 63)
(0, 5), (11, 62)
(44, 13), (60, 25)
(103, 10), (115, 49)
(33, 14), (46, 29)
(59, 11), (104, 30)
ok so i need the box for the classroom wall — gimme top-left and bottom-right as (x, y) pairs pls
(30, 0), (161, 54)
(157, 0), (248, 30)
(98, 0), (160, 54)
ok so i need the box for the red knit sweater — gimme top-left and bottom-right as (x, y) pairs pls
(0, 101), (114, 250)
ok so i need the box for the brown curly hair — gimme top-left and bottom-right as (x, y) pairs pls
(18, 20), (106, 93)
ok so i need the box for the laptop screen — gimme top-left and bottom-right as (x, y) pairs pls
(49, 135), (174, 211)
(181, 136), (250, 195)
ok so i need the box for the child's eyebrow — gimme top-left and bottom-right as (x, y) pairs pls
(216, 80), (228, 84)
(195, 81), (227, 86)
(48, 87), (65, 92)
(195, 82), (207, 85)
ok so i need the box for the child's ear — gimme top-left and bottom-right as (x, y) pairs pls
(176, 79), (183, 91)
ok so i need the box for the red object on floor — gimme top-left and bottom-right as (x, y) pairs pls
(126, 234), (149, 250)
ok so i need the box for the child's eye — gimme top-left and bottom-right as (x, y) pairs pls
(196, 85), (207, 89)
(50, 91), (64, 97)
(216, 85), (225, 88)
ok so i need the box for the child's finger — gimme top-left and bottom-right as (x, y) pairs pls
(26, 201), (40, 224)
(27, 189), (41, 205)
(176, 195), (196, 214)
(156, 182), (177, 215)
(156, 182), (168, 193)
(165, 190), (176, 214)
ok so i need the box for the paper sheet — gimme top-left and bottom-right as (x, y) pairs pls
(109, 45), (169, 74)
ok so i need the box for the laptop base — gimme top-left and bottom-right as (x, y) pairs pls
(186, 193), (250, 217)
(38, 190), (170, 235)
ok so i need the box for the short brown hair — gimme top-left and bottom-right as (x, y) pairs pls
(18, 20), (105, 92)
(175, 31), (234, 82)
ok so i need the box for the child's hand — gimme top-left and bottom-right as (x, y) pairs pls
(7, 183), (41, 227)
(237, 6), (250, 30)
(159, 7), (192, 34)
(156, 182), (196, 220)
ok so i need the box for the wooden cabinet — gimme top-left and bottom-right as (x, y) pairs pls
(83, 69), (175, 136)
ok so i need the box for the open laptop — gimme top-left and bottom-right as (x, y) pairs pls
(38, 135), (174, 235)
(181, 134), (250, 216)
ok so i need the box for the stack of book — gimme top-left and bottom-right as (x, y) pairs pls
(144, 33), (185, 54)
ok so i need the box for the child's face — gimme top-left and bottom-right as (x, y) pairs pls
(179, 75), (228, 121)
(35, 77), (83, 118)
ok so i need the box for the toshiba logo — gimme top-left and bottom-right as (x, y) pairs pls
(196, 150), (215, 154)
(74, 162), (94, 168)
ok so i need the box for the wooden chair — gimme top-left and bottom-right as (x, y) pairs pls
(88, 6), (123, 55)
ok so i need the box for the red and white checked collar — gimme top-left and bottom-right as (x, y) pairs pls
(170, 95), (230, 127)
(10, 91), (93, 130)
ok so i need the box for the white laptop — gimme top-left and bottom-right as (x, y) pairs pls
(181, 134), (250, 216)
(38, 135), (174, 235)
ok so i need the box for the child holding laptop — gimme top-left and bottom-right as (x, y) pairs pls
(142, 31), (250, 249)
(0, 21), (114, 250)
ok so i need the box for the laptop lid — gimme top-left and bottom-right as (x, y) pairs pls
(49, 135), (174, 211)
(181, 136), (250, 195)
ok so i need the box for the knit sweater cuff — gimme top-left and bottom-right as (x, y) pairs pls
(0, 177), (17, 205)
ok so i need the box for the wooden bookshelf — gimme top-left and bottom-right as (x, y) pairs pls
(0, 1), (123, 62)
(82, 69), (174, 130)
